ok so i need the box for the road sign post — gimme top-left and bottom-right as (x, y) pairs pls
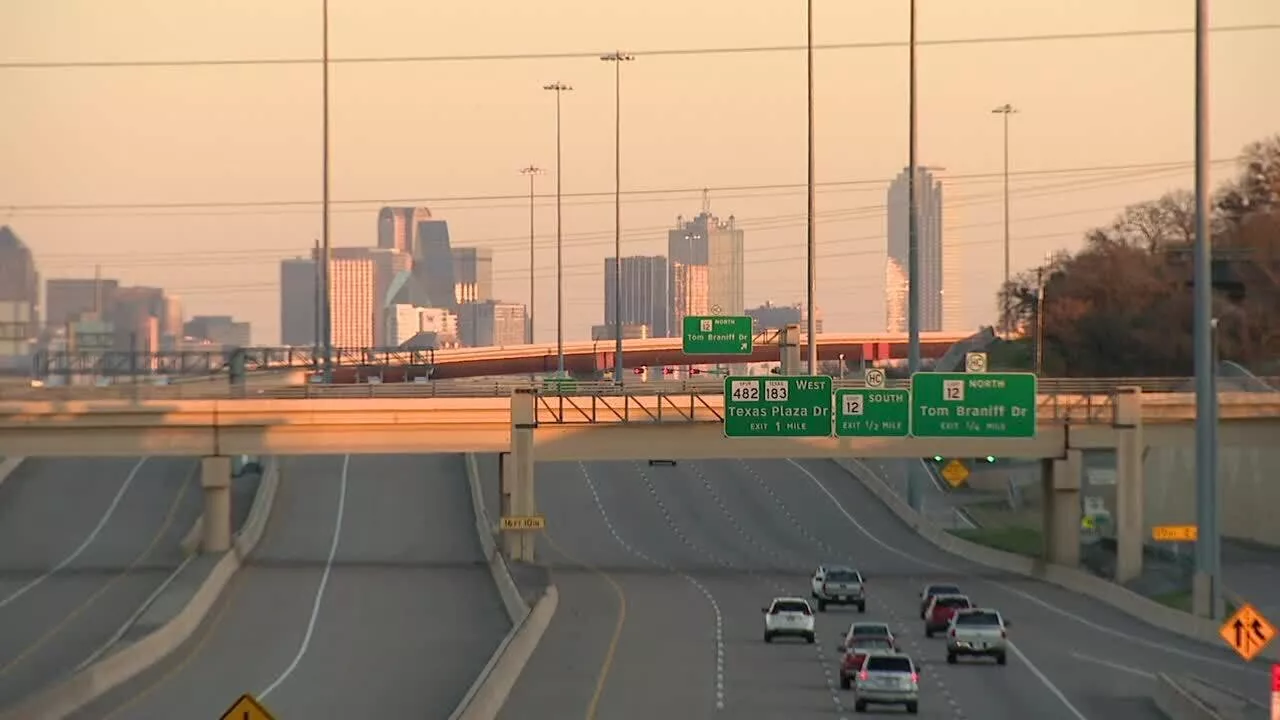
(724, 375), (832, 437)
(683, 316), (754, 355)
(910, 372), (1038, 438)
(834, 387), (909, 437)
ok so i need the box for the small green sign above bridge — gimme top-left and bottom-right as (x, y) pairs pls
(910, 372), (1037, 438)
(682, 316), (754, 355)
(723, 375), (832, 437)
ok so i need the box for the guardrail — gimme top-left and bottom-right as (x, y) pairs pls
(4, 376), (1264, 401)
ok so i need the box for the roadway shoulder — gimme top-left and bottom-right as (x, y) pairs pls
(827, 457), (1280, 663)
(451, 453), (555, 720)
(0, 459), (282, 720)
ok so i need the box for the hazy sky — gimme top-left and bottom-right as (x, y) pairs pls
(2, 0), (1276, 345)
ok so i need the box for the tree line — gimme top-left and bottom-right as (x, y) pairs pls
(993, 135), (1280, 377)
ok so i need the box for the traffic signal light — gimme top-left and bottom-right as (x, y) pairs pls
(984, 456), (996, 463)
(690, 368), (701, 375)
(634, 366), (645, 375)
(664, 367), (675, 375)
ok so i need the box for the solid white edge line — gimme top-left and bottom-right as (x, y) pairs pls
(840, 457), (1268, 678)
(0, 457), (149, 610)
(782, 458), (1092, 720)
(1069, 652), (1156, 679)
(72, 553), (195, 674)
(259, 453), (348, 700)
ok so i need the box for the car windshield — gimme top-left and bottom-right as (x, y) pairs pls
(955, 611), (1001, 626)
(928, 585), (961, 596)
(851, 625), (890, 637)
(864, 655), (913, 673)
(934, 596), (971, 609)
(827, 570), (861, 582)
(773, 601), (810, 615)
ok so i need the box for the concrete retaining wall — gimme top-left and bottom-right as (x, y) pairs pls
(449, 453), (557, 720)
(1153, 673), (1223, 720)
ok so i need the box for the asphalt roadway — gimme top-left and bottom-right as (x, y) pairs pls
(73, 454), (509, 720)
(501, 458), (1268, 720)
(0, 457), (202, 712)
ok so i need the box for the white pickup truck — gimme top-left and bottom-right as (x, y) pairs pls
(810, 565), (867, 612)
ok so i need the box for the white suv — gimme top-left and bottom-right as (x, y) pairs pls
(762, 597), (816, 644)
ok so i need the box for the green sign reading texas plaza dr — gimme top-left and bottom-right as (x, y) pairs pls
(682, 315), (754, 355)
(910, 372), (1038, 438)
(723, 375), (832, 437)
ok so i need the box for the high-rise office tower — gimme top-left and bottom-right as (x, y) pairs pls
(604, 255), (670, 337)
(452, 246), (493, 304)
(279, 257), (319, 346)
(669, 262), (709, 335)
(46, 277), (120, 328)
(0, 226), (38, 360)
(377, 206), (433, 253)
(667, 212), (744, 317)
(458, 301), (527, 347)
(329, 255), (375, 348)
(885, 167), (944, 332)
(410, 219), (458, 309)
(328, 247), (412, 346)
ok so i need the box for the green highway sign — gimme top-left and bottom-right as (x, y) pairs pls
(834, 388), (910, 437)
(541, 377), (576, 393)
(683, 315), (754, 355)
(723, 375), (833, 437)
(910, 372), (1038, 438)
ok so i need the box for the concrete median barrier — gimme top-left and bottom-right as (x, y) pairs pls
(831, 457), (1280, 663)
(449, 453), (557, 720)
(0, 456), (23, 486)
(1, 459), (282, 720)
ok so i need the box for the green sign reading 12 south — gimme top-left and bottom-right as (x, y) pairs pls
(910, 372), (1038, 438)
(723, 375), (832, 437)
(834, 388), (910, 437)
(682, 315), (754, 355)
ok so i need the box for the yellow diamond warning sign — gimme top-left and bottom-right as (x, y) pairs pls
(220, 693), (276, 720)
(1220, 603), (1276, 662)
(940, 459), (969, 488)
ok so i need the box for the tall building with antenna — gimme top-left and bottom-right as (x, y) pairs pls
(666, 193), (744, 333)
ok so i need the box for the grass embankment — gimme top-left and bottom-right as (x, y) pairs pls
(947, 501), (1044, 558)
(1150, 590), (1238, 616)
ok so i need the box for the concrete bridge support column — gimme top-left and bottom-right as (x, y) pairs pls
(200, 455), (233, 553)
(779, 324), (802, 375)
(509, 388), (537, 563)
(1041, 450), (1082, 567)
(1113, 387), (1145, 583)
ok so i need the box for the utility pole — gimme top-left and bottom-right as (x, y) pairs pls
(805, 0), (818, 376)
(1191, 0), (1220, 620)
(319, 0), (333, 382)
(992, 103), (1018, 334)
(542, 82), (573, 377)
(905, 0), (922, 511)
(519, 165), (544, 344)
(601, 51), (634, 384)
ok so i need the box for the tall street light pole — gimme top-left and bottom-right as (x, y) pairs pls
(992, 103), (1018, 334)
(519, 165), (544, 344)
(601, 51), (634, 384)
(906, 0), (920, 376)
(320, 0), (333, 382)
(806, 0), (818, 376)
(1191, 0), (1220, 619)
(543, 82), (573, 377)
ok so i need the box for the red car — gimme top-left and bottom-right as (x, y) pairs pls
(924, 594), (973, 637)
(838, 637), (896, 689)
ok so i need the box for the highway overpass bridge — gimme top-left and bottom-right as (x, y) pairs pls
(30, 330), (975, 382)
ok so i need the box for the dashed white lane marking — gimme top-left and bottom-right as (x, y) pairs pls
(576, 463), (727, 712)
(0, 457), (149, 610)
(785, 458), (1090, 720)
(837, 457), (1267, 679)
(671, 463), (847, 719)
(727, 460), (959, 718)
(259, 454), (349, 700)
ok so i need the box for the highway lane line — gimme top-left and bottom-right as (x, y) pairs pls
(73, 555), (194, 673)
(0, 457), (149, 611)
(577, 462), (727, 713)
(0, 461), (196, 679)
(258, 453), (349, 701)
(838, 457), (1270, 679)
(784, 459), (1091, 720)
(537, 530), (628, 720)
(1069, 652), (1156, 679)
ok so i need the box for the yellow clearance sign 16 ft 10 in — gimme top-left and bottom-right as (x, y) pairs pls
(500, 515), (547, 531)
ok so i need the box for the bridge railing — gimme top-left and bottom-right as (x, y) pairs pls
(2, 376), (1270, 402)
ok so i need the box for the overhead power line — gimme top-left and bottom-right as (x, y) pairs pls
(3, 158), (1235, 213)
(1, 24), (1275, 70)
